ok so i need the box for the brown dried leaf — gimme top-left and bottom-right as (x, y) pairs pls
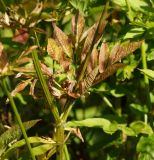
(16, 57), (32, 65)
(109, 41), (143, 65)
(11, 80), (31, 96)
(80, 67), (98, 94)
(65, 128), (84, 142)
(81, 23), (98, 62)
(99, 42), (109, 73)
(94, 63), (125, 85)
(12, 28), (29, 44)
(53, 23), (73, 58)
(72, 12), (85, 44)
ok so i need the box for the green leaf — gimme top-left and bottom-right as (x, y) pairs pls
(65, 118), (119, 134)
(139, 69), (154, 81)
(130, 121), (153, 135)
(32, 144), (55, 156)
(123, 27), (145, 39)
(3, 137), (55, 158)
(137, 134), (154, 159)
(0, 119), (40, 152)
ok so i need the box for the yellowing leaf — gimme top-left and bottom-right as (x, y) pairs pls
(53, 23), (73, 58)
(139, 69), (154, 81)
(47, 38), (63, 63)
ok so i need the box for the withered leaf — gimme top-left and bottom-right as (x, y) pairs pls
(47, 38), (64, 63)
(81, 23), (98, 62)
(94, 63), (125, 85)
(11, 80), (31, 96)
(80, 67), (98, 94)
(109, 41), (143, 65)
(53, 23), (73, 58)
(65, 128), (84, 142)
(72, 12), (85, 44)
(99, 42), (109, 73)
(12, 28), (29, 44)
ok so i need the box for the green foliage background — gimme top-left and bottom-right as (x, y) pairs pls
(0, 0), (154, 160)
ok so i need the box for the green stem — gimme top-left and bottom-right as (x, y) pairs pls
(2, 78), (36, 160)
(32, 50), (60, 122)
(141, 41), (152, 125)
(64, 144), (70, 160)
(0, 0), (6, 11)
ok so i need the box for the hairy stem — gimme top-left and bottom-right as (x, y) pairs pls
(2, 78), (36, 160)
(141, 41), (152, 126)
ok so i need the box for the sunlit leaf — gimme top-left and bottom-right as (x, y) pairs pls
(137, 135), (154, 159)
(94, 63), (125, 85)
(99, 42), (109, 73)
(139, 69), (154, 81)
(66, 118), (119, 134)
(72, 12), (85, 44)
(53, 23), (73, 58)
(109, 41), (142, 64)
(130, 121), (153, 135)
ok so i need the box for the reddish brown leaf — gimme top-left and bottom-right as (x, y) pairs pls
(99, 42), (109, 73)
(65, 128), (84, 142)
(40, 63), (52, 76)
(11, 80), (31, 96)
(109, 41), (143, 65)
(94, 63), (125, 85)
(80, 67), (98, 94)
(12, 28), (29, 44)
(81, 23), (98, 62)
(87, 48), (98, 73)
(53, 23), (73, 58)
(72, 12), (85, 44)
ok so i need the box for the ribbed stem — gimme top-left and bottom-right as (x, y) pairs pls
(2, 78), (36, 160)
(32, 50), (60, 122)
(141, 41), (153, 126)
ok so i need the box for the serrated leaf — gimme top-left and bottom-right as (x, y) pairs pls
(72, 12), (85, 44)
(130, 121), (153, 135)
(53, 23), (73, 58)
(99, 42), (109, 73)
(94, 63), (125, 85)
(80, 67), (98, 94)
(109, 41), (143, 65)
(0, 119), (40, 152)
(139, 69), (154, 81)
